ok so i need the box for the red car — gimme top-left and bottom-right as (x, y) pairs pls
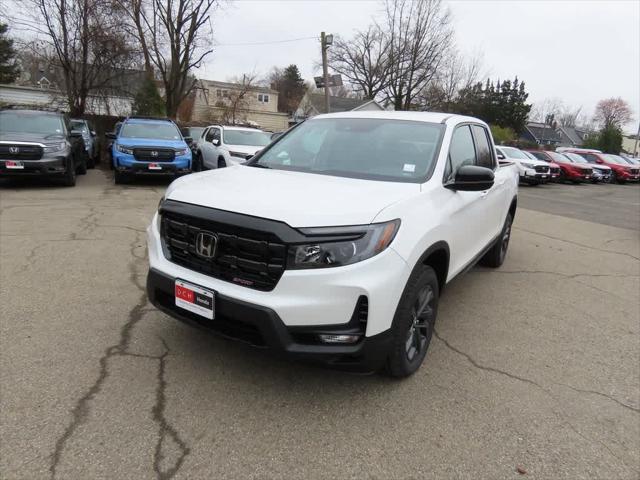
(560, 148), (640, 184)
(526, 150), (592, 183)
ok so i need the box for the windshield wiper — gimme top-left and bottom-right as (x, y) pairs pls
(248, 163), (271, 169)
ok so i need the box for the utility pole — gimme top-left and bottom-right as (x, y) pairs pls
(634, 122), (640, 156)
(320, 32), (332, 114)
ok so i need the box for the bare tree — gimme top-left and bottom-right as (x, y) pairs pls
(221, 73), (258, 125)
(383, 0), (454, 110)
(16, 0), (138, 116)
(557, 105), (583, 128)
(124, 0), (218, 118)
(593, 97), (633, 129)
(328, 25), (390, 100)
(529, 97), (564, 124)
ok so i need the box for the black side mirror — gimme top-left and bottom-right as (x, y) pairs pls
(105, 132), (116, 140)
(496, 153), (505, 160)
(212, 139), (220, 146)
(445, 165), (495, 192)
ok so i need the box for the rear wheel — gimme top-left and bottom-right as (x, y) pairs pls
(387, 265), (439, 378)
(480, 212), (513, 268)
(76, 155), (87, 175)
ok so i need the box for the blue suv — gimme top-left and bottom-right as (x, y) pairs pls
(107, 117), (192, 184)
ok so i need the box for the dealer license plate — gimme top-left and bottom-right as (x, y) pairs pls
(5, 161), (24, 169)
(148, 163), (162, 170)
(175, 279), (214, 319)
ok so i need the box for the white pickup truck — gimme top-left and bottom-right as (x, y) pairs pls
(146, 112), (519, 377)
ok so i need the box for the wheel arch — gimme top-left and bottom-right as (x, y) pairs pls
(415, 241), (450, 293)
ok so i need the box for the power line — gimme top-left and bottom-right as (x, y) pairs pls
(213, 36), (318, 47)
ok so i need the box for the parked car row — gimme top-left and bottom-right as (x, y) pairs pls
(495, 144), (639, 185)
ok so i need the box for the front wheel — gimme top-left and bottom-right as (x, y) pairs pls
(61, 157), (77, 187)
(480, 212), (513, 268)
(386, 265), (439, 378)
(217, 157), (226, 169)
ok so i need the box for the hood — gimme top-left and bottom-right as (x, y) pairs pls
(226, 144), (265, 156)
(165, 165), (420, 227)
(116, 137), (187, 149)
(591, 164), (611, 171)
(0, 132), (64, 144)
(517, 157), (549, 167)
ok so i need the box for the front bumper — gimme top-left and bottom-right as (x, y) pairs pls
(0, 157), (67, 176)
(114, 153), (192, 175)
(146, 268), (393, 372)
(519, 169), (549, 183)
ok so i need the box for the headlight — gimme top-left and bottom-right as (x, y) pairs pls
(116, 144), (133, 155)
(175, 148), (189, 156)
(288, 220), (400, 269)
(521, 162), (534, 169)
(43, 141), (68, 153)
(229, 151), (249, 159)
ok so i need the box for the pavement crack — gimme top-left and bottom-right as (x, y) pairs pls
(554, 383), (640, 413)
(514, 227), (640, 261)
(152, 338), (191, 480)
(48, 233), (149, 479)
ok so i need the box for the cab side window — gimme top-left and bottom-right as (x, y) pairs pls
(212, 128), (221, 142)
(471, 125), (495, 169)
(445, 125), (476, 182)
(204, 128), (214, 142)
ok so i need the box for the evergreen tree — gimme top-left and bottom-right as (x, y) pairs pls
(132, 75), (165, 117)
(273, 64), (307, 114)
(0, 23), (19, 84)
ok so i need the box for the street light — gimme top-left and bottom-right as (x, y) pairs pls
(321, 32), (333, 113)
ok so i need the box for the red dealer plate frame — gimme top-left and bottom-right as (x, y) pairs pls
(175, 279), (215, 320)
(148, 163), (162, 170)
(5, 161), (24, 169)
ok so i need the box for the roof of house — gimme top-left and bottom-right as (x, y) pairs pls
(559, 126), (587, 145)
(307, 93), (376, 114)
(525, 122), (563, 143)
(199, 79), (278, 95)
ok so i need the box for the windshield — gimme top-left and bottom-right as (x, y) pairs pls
(564, 152), (587, 163)
(603, 154), (629, 165)
(70, 120), (88, 133)
(501, 147), (529, 160)
(548, 152), (570, 163)
(189, 127), (205, 139)
(252, 118), (445, 182)
(224, 129), (271, 147)
(0, 111), (65, 135)
(120, 122), (181, 140)
(522, 151), (538, 160)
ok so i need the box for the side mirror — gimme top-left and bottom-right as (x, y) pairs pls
(105, 132), (116, 140)
(496, 153), (505, 160)
(445, 165), (495, 192)
(212, 139), (220, 146)
(70, 130), (83, 138)
(91, 130), (97, 137)
(183, 136), (193, 145)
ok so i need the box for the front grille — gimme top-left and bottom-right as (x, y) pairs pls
(631, 169), (639, 175)
(550, 167), (560, 174)
(534, 165), (550, 173)
(133, 147), (175, 162)
(161, 212), (287, 291)
(0, 144), (43, 160)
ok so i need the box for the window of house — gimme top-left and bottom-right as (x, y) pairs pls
(216, 89), (222, 97)
(222, 90), (229, 98)
(257, 94), (269, 103)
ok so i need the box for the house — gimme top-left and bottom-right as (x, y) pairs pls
(294, 93), (385, 121)
(622, 134), (639, 156)
(189, 79), (288, 132)
(557, 126), (588, 148)
(520, 121), (564, 147)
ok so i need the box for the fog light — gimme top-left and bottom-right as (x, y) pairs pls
(318, 334), (361, 344)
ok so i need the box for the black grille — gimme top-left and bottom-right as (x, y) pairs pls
(550, 167), (560, 174)
(0, 144), (43, 160)
(631, 169), (639, 175)
(133, 147), (175, 162)
(534, 165), (550, 173)
(161, 212), (287, 291)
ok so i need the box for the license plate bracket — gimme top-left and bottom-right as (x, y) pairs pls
(175, 279), (215, 319)
(6, 161), (24, 169)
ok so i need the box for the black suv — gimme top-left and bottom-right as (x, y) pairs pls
(0, 108), (86, 186)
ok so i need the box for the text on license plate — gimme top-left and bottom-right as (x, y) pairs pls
(148, 163), (162, 170)
(175, 279), (214, 319)
(6, 161), (24, 169)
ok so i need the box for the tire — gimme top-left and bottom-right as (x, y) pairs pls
(114, 170), (129, 184)
(386, 265), (439, 378)
(479, 212), (513, 268)
(193, 153), (202, 172)
(61, 157), (77, 187)
(217, 157), (226, 169)
(77, 156), (87, 175)
(87, 153), (95, 169)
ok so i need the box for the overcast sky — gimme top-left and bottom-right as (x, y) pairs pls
(198, 0), (640, 133)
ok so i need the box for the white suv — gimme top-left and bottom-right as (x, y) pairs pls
(496, 146), (551, 185)
(195, 125), (272, 170)
(147, 112), (519, 377)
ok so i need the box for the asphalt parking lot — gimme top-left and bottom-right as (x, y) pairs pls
(1, 171), (639, 480)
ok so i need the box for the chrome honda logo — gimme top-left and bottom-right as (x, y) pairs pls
(9, 147), (19, 154)
(195, 232), (217, 259)
(151, 151), (158, 157)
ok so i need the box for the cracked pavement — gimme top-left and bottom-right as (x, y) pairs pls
(1, 171), (639, 479)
